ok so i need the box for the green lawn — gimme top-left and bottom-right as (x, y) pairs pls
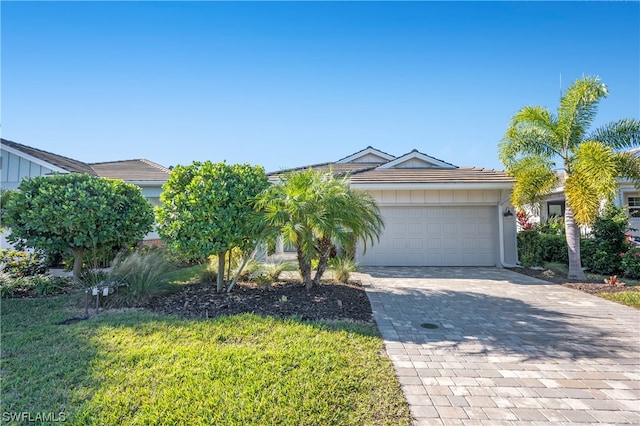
(1, 295), (410, 425)
(598, 291), (640, 309)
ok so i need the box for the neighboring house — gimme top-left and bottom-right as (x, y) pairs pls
(538, 148), (640, 238)
(270, 146), (518, 267)
(0, 138), (170, 245)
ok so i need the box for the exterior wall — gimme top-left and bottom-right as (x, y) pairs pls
(351, 153), (387, 163)
(1, 149), (56, 190)
(617, 185), (640, 238)
(136, 185), (164, 240)
(502, 214), (518, 265)
(393, 159), (433, 168)
(365, 189), (501, 206)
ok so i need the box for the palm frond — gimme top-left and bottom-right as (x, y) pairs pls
(557, 75), (608, 151)
(571, 141), (619, 199)
(587, 118), (640, 150)
(508, 156), (559, 209)
(564, 176), (602, 226)
(613, 151), (640, 187)
(499, 106), (561, 168)
(565, 141), (624, 225)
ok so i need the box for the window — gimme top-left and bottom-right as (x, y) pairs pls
(547, 201), (565, 218)
(629, 197), (640, 218)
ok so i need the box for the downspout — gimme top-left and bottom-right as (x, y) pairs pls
(498, 194), (519, 268)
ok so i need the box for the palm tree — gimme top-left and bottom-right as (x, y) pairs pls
(257, 169), (384, 289)
(499, 76), (640, 280)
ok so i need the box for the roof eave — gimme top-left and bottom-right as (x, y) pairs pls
(1, 144), (73, 174)
(349, 182), (514, 191)
(123, 180), (168, 186)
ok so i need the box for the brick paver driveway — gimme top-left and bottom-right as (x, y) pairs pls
(356, 267), (640, 425)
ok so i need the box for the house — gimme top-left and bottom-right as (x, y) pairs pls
(270, 146), (518, 267)
(0, 138), (170, 244)
(538, 148), (640, 239)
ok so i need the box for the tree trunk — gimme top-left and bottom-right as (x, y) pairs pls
(565, 205), (587, 280)
(297, 245), (313, 290)
(313, 236), (332, 287)
(217, 250), (226, 292)
(71, 247), (85, 282)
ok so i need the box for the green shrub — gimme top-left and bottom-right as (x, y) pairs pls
(80, 269), (109, 288)
(0, 274), (74, 297)
(539, 233), (568, 264)
(106, 251), (176, 307)
(517, 229), (543, 267)
(537, 216), (565, 235)
(582, 204), (631, 275)
(32, 276), (74, 296)
(260, 260), (296, 282)
(621, 248), (640, 279)
(0, 249), (47, 277)
(329, 257), (357, 283)
(235, 259), (261, 282)
(0, 271), (18, 297)
(517, 231), (567, 267)
(199, 257), (220, 284)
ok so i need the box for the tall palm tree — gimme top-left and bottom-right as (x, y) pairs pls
(257, 169), (384, 289)
(499, 76), (640, 280)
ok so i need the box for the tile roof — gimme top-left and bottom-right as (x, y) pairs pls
(1, 138), (97, 175)
(349, 167), (514, 184)
(89, 159), (170, 181)
(268, 162), (381, 179)
(268, 147), (514, 187)
(1, 139), (170, 182)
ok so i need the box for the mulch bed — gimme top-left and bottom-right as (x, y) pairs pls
(144, 280), (374, 323)
(514, 267), (640, 295)
(147, 268), (637, 323)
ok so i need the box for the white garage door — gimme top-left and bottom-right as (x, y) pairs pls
(359, 206), (497, 266)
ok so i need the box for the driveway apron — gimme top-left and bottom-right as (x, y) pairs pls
(357, 267), (640, 425)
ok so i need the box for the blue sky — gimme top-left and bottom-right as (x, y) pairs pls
(2, 1), (639, 172)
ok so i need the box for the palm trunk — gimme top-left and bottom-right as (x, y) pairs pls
(565, 205), (587, 280)
(217, 250), (226, 292)
(313, 236), (332, 287)
(71, 247), (85, 282)
(297, 245), (313, 290)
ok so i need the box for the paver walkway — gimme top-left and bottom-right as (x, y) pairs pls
(356, 267), (640, 425)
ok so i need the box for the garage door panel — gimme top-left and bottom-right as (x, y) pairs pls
(427, 223), (442, 234)
(408, 223), (423, 234)
(428, 239), (442, 249)
(359, 206), (497, 266)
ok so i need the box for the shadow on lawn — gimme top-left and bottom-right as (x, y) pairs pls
(2, 296), (406, 424)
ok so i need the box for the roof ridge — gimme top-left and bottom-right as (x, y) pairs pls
(267, 161), (333, 175)
(89, 158), (171, 172)
(89, 159), (144, 165)
(392, 149), (458, 169)
(140, 158), (172, 173)
(336, 146), (396, 163)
